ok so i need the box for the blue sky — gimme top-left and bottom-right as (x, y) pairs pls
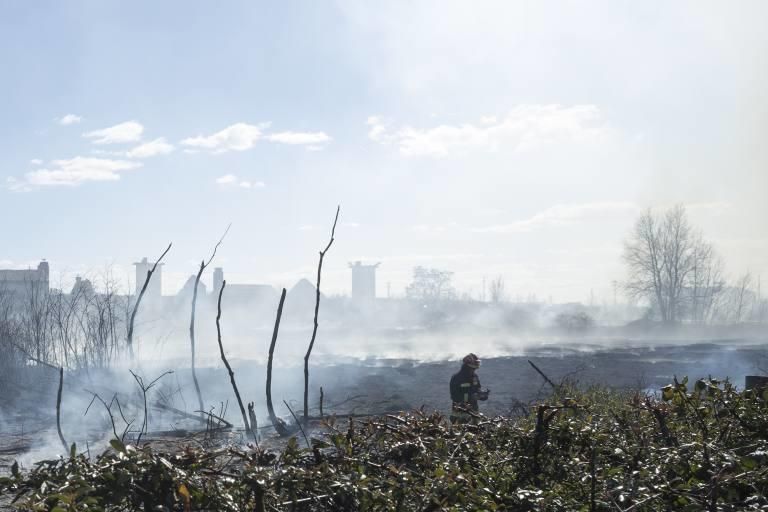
(2, 1), (767, 301)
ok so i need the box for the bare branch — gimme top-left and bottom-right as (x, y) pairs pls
(267, 288), (291, 437)
(56, 367), (68, 453)
(215, 281), (258, 444)
(304, 205), (340, 425)
(127, 242), (172, 360)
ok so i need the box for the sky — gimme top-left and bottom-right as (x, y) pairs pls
(1, 1), (767, 303)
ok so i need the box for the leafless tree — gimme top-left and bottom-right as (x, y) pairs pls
(624, 205), (720, 324)
(266, 288), (290, 437)
(405, 266), (456, 302)
(215, 281), (258, 443)
(688, 236), (725, 324)
(20, 275), (53, 364)
(733, 272), (753, 323)
(190, 225), (230, 419)
(127, 243), (171, 360)
(129, 369), (173, 444)
(489, 275), (506, 304)
(303, 206), (340, 425)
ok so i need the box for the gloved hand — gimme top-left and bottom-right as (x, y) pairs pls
(477, 389), (490, 401)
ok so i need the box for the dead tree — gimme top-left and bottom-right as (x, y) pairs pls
(303, 205), (340, 425)
(129, 369), (173, 444)
(215, 281), (257, 444)
(127, 243), (172, 360)
(190, 225), (230, 418)
(56, 367), (68, 453)
(266, 288), (291, 437)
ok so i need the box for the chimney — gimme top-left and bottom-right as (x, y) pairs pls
(213, 267), (224, 295)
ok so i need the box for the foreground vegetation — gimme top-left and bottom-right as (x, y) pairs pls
(2, 378), (767, 511)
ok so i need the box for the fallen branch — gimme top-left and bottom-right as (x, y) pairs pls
(283, 400), (311, 449)
(152, 402), (233, 429)
(10, 341), (58, 370)
(127, 243), (172, 360)
(528, 360), (558, 390)
(266, 288), (291, 437)
(304, 205), (340, 426)
(215, 281), (258, 444)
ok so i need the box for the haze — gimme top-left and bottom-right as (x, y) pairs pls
(1, 1), (766, 303)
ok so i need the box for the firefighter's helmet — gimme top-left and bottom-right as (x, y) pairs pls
(463, 353), (481, 369)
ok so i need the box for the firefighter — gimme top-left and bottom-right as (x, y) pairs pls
(450, 353), (489, 422)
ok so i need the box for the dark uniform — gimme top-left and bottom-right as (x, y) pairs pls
(450, 364), (488, 421)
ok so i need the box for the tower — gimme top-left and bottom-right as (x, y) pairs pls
(213, 267), (224, 295)
(133, 257), (163, 298)
(349, 261), (380, 301)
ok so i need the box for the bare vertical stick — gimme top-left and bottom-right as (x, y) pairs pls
(215, 281), (257, 444)
(319, 386), (324, 418)
(190, 225), (231, 418)
(248, 402), (258, 438)
(56, 367), (68, 453)
(266, 288), (290, 437)
(127, 243), (172, 360)
(303, 205), (340, 425)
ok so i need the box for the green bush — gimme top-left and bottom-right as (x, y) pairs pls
(2, 378), (767, 510)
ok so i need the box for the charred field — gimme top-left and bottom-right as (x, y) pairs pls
(2, 335), (767, 510)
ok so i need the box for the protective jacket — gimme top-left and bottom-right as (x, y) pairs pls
(450, 365), (485, 413)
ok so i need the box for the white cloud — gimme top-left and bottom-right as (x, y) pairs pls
(474, 202), (637, 233)
(215, 174), (264, 189)
(29, 159), (43, 165)
(58, 114), (82, 126)
(366, 116), (389, 142)
(182, 123), (267, 152)
(83, 121), (144, 144)
(13, 157), (142, 188)
(182, 123), (331, 153)
(266, 131), (331, 145)
(215, 174), (238, 185)
(369, 105), (610, 158)
(126, 138), (174, 159)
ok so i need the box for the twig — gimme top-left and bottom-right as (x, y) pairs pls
(304, 205), (340, 425)
(127, 242), (172, 360)
(84, 392), (121, 441)
(190, 224), (231, 419)
(130, 369), (173, 444)
(266, 288), (291, 437)
(215, 281), (258, 445)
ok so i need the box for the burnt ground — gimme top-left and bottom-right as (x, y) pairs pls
(1, 338), (766, 505)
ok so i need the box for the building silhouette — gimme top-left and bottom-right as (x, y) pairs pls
(133, 257), (163, 298)
(0, 260), (49, 298)
(349, 261), (380, 300)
